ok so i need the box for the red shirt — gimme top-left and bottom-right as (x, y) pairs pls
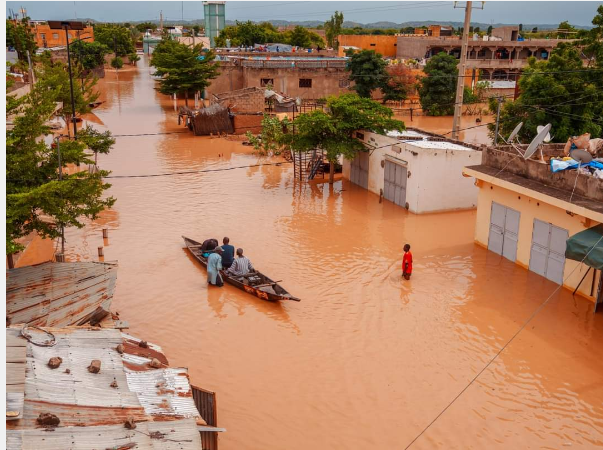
(403, 252), (413, 274)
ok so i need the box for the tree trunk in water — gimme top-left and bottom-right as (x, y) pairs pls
(329, 160), (335, 184)
(64, 115), (72, 138)
(184, 91), (189, 107)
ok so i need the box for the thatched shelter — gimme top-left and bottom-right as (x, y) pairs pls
(190, 103), (234, 136)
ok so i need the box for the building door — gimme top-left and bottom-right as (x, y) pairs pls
(528, 219), (568, 285)
(350, 152), (369, 189)
(487, 202), (520, 262)
(383, 160), (407, 208)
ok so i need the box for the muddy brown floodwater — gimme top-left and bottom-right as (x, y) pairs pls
(62, 58), (603, 449)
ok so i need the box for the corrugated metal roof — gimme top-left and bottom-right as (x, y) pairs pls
(6, 326), (208, 449)
(7, 418), (203, 450)
(127, 369), (203, 422)
(6, 262), (118, 328)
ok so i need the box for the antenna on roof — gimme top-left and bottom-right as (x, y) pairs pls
(536, 124), (552, 143)
(499, 121), (524, 156)
(524, 123), (551, 162)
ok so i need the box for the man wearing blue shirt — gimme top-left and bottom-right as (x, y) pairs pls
(221, 237), (235, 269)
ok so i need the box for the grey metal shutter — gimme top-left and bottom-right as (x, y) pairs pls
(383, 160), (407, 208)
(529, 219), (568, 285)
(350, 152), (369, 189)
(488, 202), (520, 262)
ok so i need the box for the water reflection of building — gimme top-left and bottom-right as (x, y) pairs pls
(463, 144), (603, 305)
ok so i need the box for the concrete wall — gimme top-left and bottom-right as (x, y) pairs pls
(337, 35), (398, 57)
(474, 180), (601, 299)
(208, 64), (350, 99)
(342, 131), (482, 214)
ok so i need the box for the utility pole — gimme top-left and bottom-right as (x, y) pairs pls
(55, 136), (66, 257)
(26, 50), (35, 90)
(160, 11), (163, 32)
(451, 1), (479, 140)
(64, 25), (78, 138)
(494, 96), (502, 145)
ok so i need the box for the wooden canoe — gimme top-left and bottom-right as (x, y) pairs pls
(182, 236), (301, 302)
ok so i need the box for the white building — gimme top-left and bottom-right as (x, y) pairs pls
(342, 129), (483, 214)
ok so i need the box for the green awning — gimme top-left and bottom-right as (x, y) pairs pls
(565, 224), (603, 270)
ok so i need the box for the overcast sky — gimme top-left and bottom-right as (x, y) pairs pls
(6, 1), (602, 26)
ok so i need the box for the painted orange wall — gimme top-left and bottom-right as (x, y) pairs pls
(337, 35), (397, 57)
(31, 24), (95, 49)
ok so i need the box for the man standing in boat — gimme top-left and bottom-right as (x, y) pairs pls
(221, 237), (235, 270)
(207, 247), (224, 287)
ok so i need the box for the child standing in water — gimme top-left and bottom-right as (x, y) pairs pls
(402, 244), (413, 280)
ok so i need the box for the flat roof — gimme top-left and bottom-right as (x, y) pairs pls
(464, 164), (603, 220)
(387, 129), (430, 139)
(408, 140), (475, 151)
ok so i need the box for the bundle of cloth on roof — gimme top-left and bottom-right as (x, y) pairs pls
(190, 103), (234, 136)
(550, 157), (603, 178)
(265, 90), (298, 112)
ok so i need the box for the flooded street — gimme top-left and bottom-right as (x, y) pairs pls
(64, 58), (603, 449)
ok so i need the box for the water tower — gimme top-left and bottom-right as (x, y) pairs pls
(203, 1), (225, 48)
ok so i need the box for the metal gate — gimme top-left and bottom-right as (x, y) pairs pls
(192, 385), (219, 450)
(383, 160), (407, 208)
(529, 219), (568, 285)
(488, 202), (520, 262)
(350, 152), (369, 189)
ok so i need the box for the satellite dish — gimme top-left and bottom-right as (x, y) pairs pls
(570, 148), (593, 164)
(536, 124), (552, 143)
(508, 122), (523, 141)
(524, 123), (552, 159)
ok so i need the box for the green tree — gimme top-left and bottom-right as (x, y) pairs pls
(136, 22), (158, 32)
(37, 53), (99, 137)
(487, 25), (493, 36)
(287, 26), (323, 48)
(71, 40), (110, 70)
(489, 43), (603, 143)
(95, 24), (135, 56)
(283, 94), (404, 183)
(581, 5), (603, 67)
(6, 74), (115, 257)
(111, 56), (124, 69)
(418, 52), (458, 116)
(192, 25), (201, 36)
(6, 18), (37, 62)
(127, 53), (141, 65)
(325, 11), (344, 48)
(245, 116), (291, 156)
(519, 24), (523, 32)
(347, 50), (389, 98)
(151, 40), (220, 105)
(77, 125), (116, 166)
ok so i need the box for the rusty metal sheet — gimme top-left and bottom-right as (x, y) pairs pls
(6, 262), (118, 327)
(126, 368), (202, 421)
(7, 418), (202, 450)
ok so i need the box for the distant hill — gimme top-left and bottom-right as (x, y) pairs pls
(103, 18), (592, 31)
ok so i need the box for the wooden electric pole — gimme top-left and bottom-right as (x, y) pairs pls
(451, 1), (474, 140)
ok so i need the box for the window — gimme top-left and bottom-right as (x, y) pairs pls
(370, 43), (376, 46)
(52, 33), (59, 39)
(339, 78), (350, 88)
(260, 78), (274, 87)
(40, 33), (46, 39)
(299, 78), (312, 88)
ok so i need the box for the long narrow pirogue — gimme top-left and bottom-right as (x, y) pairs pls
(182, 236), (301, 302)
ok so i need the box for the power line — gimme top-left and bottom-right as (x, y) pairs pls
(403, 234), (603, 449)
